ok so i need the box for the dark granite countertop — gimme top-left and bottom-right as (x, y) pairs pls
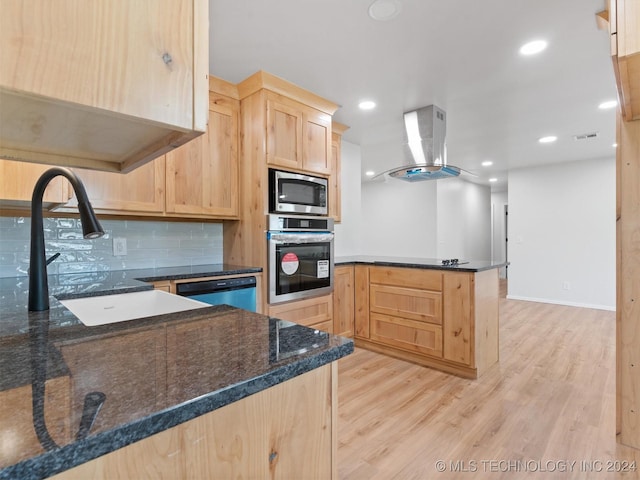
(0, 264), (263, 338)
(0, 265), (352, 480)
(335, 255), (507, 272)
(123, 263), (263, 283)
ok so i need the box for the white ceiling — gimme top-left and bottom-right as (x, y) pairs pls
(209, 0), (617, 191)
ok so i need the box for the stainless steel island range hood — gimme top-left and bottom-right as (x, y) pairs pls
(376, 105), (463, 182)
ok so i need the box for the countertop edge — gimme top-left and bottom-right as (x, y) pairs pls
(0, 340), (353, 480)
(134, 267), (263, 283)
(335, 258), (508, 272)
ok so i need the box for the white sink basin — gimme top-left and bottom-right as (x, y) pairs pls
(58, 290), (210, 326)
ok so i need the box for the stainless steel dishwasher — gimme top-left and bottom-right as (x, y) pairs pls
(175, 276), (257, 312)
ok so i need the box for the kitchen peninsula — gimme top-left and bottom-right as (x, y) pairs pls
(0, 266), (353, 480)
(337, 256), (506, 379)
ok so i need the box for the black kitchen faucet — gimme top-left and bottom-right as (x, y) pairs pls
(28, 167), (105, 311)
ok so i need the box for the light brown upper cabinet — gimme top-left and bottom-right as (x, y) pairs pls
(329, 122), (349, 223)
(265, 94), (333, 176)
(608, 0), (640, 121)
(0, 160), (71, 211)
(0, 0), (208, 173)
(63, 158), (166, 215)
(165, 78), (239, 219)
(238, 71), (338, 178)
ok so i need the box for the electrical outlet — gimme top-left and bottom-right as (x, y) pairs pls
(562, 281), (570, 290)
(113, 237), (127, 256)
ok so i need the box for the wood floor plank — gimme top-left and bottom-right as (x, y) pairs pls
(337, 291), (640, 479)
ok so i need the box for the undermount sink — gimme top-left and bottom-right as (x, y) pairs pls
(58, 290), (210, 326)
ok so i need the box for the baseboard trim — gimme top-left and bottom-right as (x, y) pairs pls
(506, 294), (615, 312)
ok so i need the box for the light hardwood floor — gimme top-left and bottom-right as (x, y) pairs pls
(337, 285), (640, 479)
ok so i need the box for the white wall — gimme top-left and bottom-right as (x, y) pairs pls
(508, 158), (615, 310)
(359, 178), (438, 257)
(437, 179), (492, 261)
(334, 141), (362, 256)
(353, 170), (491, 259)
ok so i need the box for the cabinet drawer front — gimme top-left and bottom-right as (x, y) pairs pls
(267, 294), (332, 328)
(370, 284), (442, 325)
(370, 267), (442, 291)
(312, 319), (334, 334)
(370, 313), (442, 358)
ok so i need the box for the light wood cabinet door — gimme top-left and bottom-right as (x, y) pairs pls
(165, 91), (239, 218)
(152, 281), (172, 293)
(354, 265), (370, 339)
(609, 0), (640, 121)
(268, 294), (333, 330)
(329, 123), (349, 223)
(370, 284), (442, 325)
(370, 312), (443, 358)
(266, 96), (304, 171)
(442, 272), (473, 366)
(64, 158), (166, 215)
(333, 265), (355, 337)
(0, 160), (70, 210)
(266, 94), (331, 176)
(0, 0), (208, 172)
(302, 109), (332, 175)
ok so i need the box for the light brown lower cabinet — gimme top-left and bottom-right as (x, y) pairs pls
(333, 265), (355, 337)
(50, 364), (337, 480)
(151, 281), (171, 292)
(267, 293), (333, 333)
(354, 265), (499, 378)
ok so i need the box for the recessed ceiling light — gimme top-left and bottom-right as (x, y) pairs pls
(613, 143), (618, 148)
(368, 0), (402, 21)
(598, 100), (618, 109)
(538, 135), (558, 143)
(481, 161), (493, 167)
(519, 40), (548, 56)
(489, 178), (498, 183)
(359, 100), (376, 110)
(365, 170), (376, 176)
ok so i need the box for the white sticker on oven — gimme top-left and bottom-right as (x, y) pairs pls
(317, 260), (329, 278)
(281, 252), (299, 275)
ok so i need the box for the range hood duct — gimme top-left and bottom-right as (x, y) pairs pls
(381, 105), (462, 182)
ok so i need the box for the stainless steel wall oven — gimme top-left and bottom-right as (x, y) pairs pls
(267, 214), (334, 304)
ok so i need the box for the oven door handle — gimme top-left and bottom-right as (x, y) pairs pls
(268, 232), (334, 244)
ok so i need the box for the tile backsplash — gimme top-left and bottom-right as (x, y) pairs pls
(0, 217), (223, 278)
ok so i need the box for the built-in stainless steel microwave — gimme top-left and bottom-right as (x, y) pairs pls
(268, 169), (328, 216)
